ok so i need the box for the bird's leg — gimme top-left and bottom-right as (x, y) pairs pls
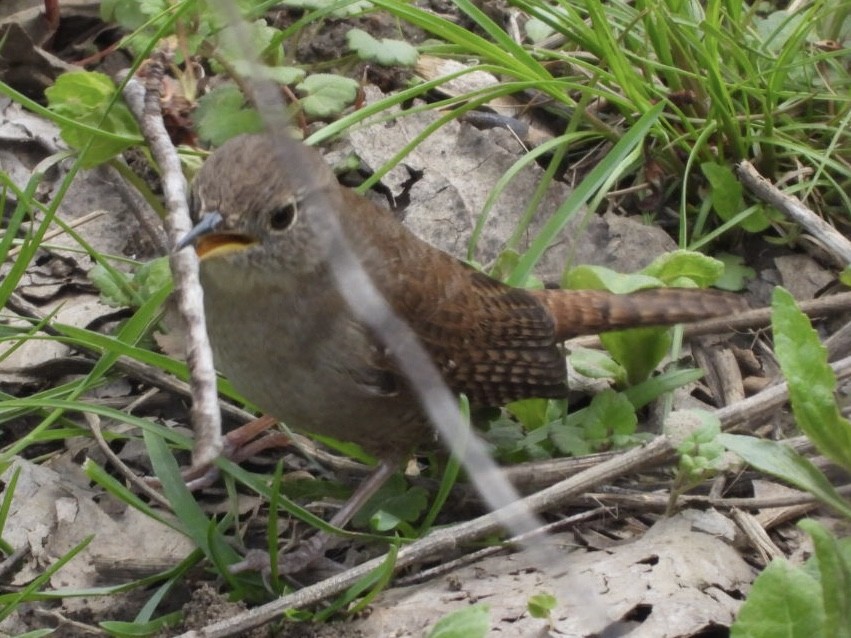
(153, 415), (289, 491)
(228, 459), (399, 575)
(221, 415), (290, 463)
(278, 458), (399, 574)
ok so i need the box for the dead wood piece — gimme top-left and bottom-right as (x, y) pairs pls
(120, 55), (222, 470)
(731, 507), (783, 563)
(737, 160), (851, 266)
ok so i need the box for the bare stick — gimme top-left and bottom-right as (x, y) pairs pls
(175, 353), (851, 637)
(176, 437), (674, 638)
(120, 54), (222, 468)
(737, 160), (851, 265)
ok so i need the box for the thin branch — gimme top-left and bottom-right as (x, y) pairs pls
(737, 160), (851, 265)
(120, 52), (222, 469)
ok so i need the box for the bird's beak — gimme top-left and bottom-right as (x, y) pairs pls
(175, 212), (257, 260)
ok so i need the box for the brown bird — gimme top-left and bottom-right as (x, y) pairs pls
(178, 134), (746, 571)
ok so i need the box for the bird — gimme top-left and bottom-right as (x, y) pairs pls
(177, 133), (747, 571)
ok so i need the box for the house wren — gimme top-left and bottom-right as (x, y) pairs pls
(179, 133), (745, 570)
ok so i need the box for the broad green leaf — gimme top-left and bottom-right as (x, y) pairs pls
(582, 389), (637, 447)
(701, 161), (769, 232)
(754, 11), (809, 53)
(353, 474), (427, 531)
(229, 61), (306, 85)
(601, 327), (672, 386)
(282, 0), (373, 16)
(506, 398), (550, 430)
(484, 418), (526, 459)
(427, 603), (490, 638)
(701, 162), (743, 220)
(215, 19), (282, 65)
(799, 520), (851, 638)
(718, 434), (851, 519)
(195, 84), (264, 146)
(100, 0), (171, 38)
(562, 265), (662, 293)
(640, 250), (724, 287)
(731, 558), (824, 638)
(370, 509), (402, 532)
(347, 28), (418, 66)
(550, 424), (591, 456)
(713, 253), (755, 291)
(296, 74), (359, 118)
(101, 0), (167, 29)
(88, 257), (171, 309)
(527, 592), (557, 619)
(525, 17), (556, 43)
(369, 486), (428, 531)
(569, 347), (626, 383)
(89, 264), (134, 307)
(772, 287), (851, 473)
(134, 257), (172, 300)
(45, 71), (140, 167)
(621, 368), (706, 411)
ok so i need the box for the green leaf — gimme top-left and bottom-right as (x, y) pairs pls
(347, 28), (418, 66)
(353, 474), (428, 531)
(195, 84), (264, 146)
(601, 326), (672, 386)
(506, 398), (550, 430)
(550, 424), (591, 456)
(582, 389), (637, 448)
(562, 265), (662, 293)
(731, 558), (825, 638)
(640, 250), (724, 288)
(45, 71), (140, 167)
(134, 257), (172, 300)
(525, 17), (556, 43)
(369, 486), (428, 532)
(230, 61), (306, 86)
(839, 266), (851, 289)
(212, 19), (306, 85)
(100, 0), (169, 33)
(296, 74), (359, 118)
(99, 612), (182, 637)
(713, 252), (756, 292)
(89, 264), (134, 307)
(484, 418), (526, 459)
(753, 11), (809, 53)
(799, 520), (851, 638)
(370, 509), (402, 532)
(701, 161), (769, 232)
(282, 0), (373, 17)
(569, 347), (626, 383)
(527, 592), (557, 619)
(88, 257), (172, 309)
(718, 434), (851, 519)
(772, 287), (851, 473)
(215, 19), (281, 64)
(427, 603), (490, 638)
(624, 367), (705, 409)
(701, 162), (743, 220)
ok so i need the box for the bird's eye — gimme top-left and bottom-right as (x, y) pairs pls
(269, 203), (297, 231)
